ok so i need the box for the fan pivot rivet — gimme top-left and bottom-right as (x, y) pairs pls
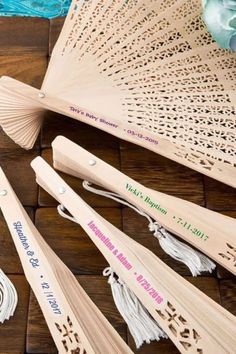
(88, 159), (96, 166)
(59, 187), (66, 194)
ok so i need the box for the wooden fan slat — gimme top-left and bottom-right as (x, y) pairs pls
(51, 136), (236, 276)
(31, 156), (236, 354)
(0, 167), (134, 354)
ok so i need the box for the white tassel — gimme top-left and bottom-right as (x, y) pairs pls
(149, 222), (216, 276)
(0, 269), (18, 323)
(83, 181), (216, 276)
(57, 205), (168, 347)
(103, 267), (167, 348)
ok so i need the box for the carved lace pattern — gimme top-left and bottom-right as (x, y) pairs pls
(156, 301), (203, 353)
(48, 0), (236, 168)
(219, 243), (236, 267)
(55, 316), (86, 353)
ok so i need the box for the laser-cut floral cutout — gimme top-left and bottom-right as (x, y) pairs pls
(219, 243), (236, 266)
(156, 302), (203, 352)
(55, 316), (86, 353)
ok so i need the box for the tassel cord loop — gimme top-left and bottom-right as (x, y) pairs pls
(82, 181), (215, 276)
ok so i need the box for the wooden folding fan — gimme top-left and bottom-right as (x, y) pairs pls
(51, 136), (236, 276)
(0, 167), (134, 353)
(31, 156), (236, 354)
(0, 0), (236, 187)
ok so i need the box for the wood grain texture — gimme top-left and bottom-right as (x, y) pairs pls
(0, 16), (235, 354)
(219, 279), (236, 316)
(39, 148), (120, 207)
(120, 145), (205, 205)
(0, 149), (39, 206)
(0, 56), (47, 88)
(49, 18), (65, 56)
(27, 275), (127, 353)
(204, 176), (236, 211)
(0, 18), (49, 55)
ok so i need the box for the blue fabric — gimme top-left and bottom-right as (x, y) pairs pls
(0, 0), (71, 19)
(203, 0), (236, 51)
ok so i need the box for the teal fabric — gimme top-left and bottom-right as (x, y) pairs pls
(203, 0), (236, 51)
(0, 0), (71, 19)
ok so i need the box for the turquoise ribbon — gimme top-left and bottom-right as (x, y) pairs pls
(0, 0), (71, 19)
(203, 0), (236, 51)
(1, 1), (236, 50)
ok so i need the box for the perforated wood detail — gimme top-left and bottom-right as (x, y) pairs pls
(219, 243), (236, 267)
(43, 0), (236, 170)
(55, 316), (86, 353)
(156, 301), (203, 353)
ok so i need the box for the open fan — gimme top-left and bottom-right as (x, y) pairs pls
(0, 0), (236, 187)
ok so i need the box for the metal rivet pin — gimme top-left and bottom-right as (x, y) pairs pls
(88, 159), (96, 166)
(59, 187), (66, 194)
(0, 190), (7, 196)
(38, 92), (45, 99)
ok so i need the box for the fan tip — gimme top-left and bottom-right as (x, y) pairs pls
(0, 127), (36, 150)
(30, 156), (45, 170)
(0, 75), (11, 82)
(0, 166), (5, 177)
(52, 135), (67, 147)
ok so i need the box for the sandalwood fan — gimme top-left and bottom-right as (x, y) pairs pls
(0, 167), (134, 354)
(51, 136), (236, 276)
(0, 1), (236, 187)
(31, 156), (236, 354)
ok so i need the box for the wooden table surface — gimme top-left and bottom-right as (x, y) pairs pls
(0, 17), (236, 354)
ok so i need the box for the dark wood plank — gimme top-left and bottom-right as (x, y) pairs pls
(38, 148), (120, 207)
(49, 18), (65, 55)
(26, 291), (55, 354)
(0, 55), (47, 88)
(0, 149), (39, 206)
(0, 55), (47, 150)
(219, 279), (236, 316)
(35, 207), (122, 274)
(0, 275), (30, 354)
(41, 111), (120, 149)
(0, 18), (49, 55)
(26, 275), (127, 353)
(204, 176), (236, 211)
(120, 145), (205, 205)
(0, 208), (34, 274)
(188, 276), (221, 303)
(130, 338), (180, 354)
